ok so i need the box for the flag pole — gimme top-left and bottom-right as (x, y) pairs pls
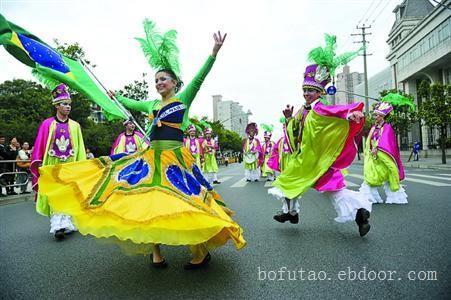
(78, 59), (150, 143)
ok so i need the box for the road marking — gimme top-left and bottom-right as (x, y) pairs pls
(438, 174), (451, 177)
(407, 173), (451, 181)
(345, 181), (359, 187)
(217, 176), (233, 183)
(230, 179), (248, 188)
(403, 178), (451, 187)
(264, 181), (274, 187)
(348, 174), (364, 180)
(349, 173), (450, 187)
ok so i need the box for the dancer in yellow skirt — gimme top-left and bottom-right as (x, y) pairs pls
(39, 20), (246, 270)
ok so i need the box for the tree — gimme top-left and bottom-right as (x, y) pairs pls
(417, 81), (450, 164)
(54, 39), (95, 66)
(0, 80), (52, 144)
(117, 73), (150, 125)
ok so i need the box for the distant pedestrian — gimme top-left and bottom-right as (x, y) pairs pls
(86, 148), (95, 159)
(4, 137), (19, 195)
(413, 141), (420, 161)
(17, 141), (31, 194)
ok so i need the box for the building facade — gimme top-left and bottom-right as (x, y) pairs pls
(334, 65), (365, 105)
(386, 0), (450, 150)
(354, 66), (393, 108)
(212, 95), (251, 137)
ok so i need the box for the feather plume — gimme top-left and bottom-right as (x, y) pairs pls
(261, 123), (274, 133)
(381, 93), (416, 111)
(135, 19), (181, 79)
(308, 34), (363, 76)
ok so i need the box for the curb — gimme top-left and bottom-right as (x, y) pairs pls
(0, 194), (34, 206)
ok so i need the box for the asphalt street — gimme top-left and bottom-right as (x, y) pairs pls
(1, 163), (450, 299)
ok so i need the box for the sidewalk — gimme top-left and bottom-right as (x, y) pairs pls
(0, 182), (35, 206)
(353, 155), (451, 170)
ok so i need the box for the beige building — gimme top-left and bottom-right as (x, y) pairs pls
(386, 0), (450, 150)
(334, 65), (364, 105)
(212, 95), (251, 137)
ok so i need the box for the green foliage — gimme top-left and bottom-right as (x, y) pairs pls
(417, 81), (450, 163)
(417, 81), (450, 128)
(0, 79), (53, 143)
(54, 39), (95, 66)
(0, 79), (119, 156)
(187, 118), (243, 152)
(117, 73), (150, 125)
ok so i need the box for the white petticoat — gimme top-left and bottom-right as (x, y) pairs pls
(327, 189), (373, 223)
(245, 169), (260, 181)
(359, 182), (408, 204)
(269, 187), (372, 222)
(50, 214), (77, 234)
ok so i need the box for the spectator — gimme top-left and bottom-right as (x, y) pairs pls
(17, 141), (31, 194)
(413, 141), (421, 161)
(86, 148), (95, 159)
(0, 134), (6, 197)
(4, 137), (19, 195)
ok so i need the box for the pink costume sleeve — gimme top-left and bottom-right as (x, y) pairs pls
(110, 132), (124, 155)
(378, 123), (405, 180)
(267, 138), (281, 172)
(30, 117), (54, 192)
(313, 102), (365, 192)
(255, 139), (265, 167)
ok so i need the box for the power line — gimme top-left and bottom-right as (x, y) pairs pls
(359, 0), (379, 25)
(370, 0), (394, 24)
(364, 0), (384, 24)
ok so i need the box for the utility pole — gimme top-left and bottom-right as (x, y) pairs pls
(352, 24), (372, 114)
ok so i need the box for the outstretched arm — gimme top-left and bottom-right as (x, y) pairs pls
(108, 90), (153, 113)
(179, 31), (227, 108)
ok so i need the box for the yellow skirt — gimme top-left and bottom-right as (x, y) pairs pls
(39, 146), (246, 253)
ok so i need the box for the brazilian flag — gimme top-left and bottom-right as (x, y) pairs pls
(0, 14), (127, 121)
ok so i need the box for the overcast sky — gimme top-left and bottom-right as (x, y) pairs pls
(1, 0), (432, 139)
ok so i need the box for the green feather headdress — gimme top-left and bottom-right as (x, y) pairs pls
(135, 19), (181, 79)
(261, 123), (274, 133)
(308, 34), (364, 77)
(381, 93), (416, 111)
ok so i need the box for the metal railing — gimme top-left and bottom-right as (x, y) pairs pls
(0, 160), (31, 188)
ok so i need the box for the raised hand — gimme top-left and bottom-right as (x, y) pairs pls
(107, 90), (115, 100)
(283, 105), (294, 119)
(212, 31), (227, 57)
(349, 111), (364, 123)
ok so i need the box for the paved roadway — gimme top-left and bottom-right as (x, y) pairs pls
(1, 163), (450, 299)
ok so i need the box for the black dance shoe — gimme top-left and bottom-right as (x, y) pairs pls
(289, 213), (299, 224)
(355, 208), (371, 237)
(273, 212), (291, 223)
(183, 253), (211, 270)
(151, 256), (168, 269)
(54, 229), (65, 240)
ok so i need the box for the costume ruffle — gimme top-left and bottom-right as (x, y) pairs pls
(39, 147), (246, 253)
